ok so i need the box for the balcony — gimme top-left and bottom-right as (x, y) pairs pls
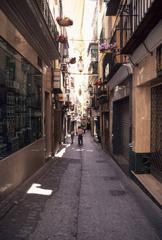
(0, 0), (60, 65)
(120, 0), (162, 54)
(91, 95), (99, 110)
(87, 43), (98, 75)
(97, 85), (108, 105)
(87, 43), (98, 62)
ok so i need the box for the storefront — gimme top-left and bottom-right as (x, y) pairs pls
(108, 64), (132, 164)
(0, 37), (44, 199)
(0, 37), (42, 159)
(113, 96), (130, 160)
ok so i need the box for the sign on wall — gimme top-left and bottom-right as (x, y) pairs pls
(53, 69), (61, 89)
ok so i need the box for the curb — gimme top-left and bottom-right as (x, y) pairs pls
(130, 171), (162, 210)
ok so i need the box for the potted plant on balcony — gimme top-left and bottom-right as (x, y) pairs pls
(56, 17), (73, 26)
(94, 79), (102, 86)
(99, 42), (116, 53)
(56, 35), (68, 44)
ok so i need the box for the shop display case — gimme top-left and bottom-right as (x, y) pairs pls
(0, 38), (42, 159)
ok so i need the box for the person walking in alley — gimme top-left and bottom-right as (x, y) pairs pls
(82, 124), (86, 133)
(70, 130), (75, 144)
(77, 126), (83, 145)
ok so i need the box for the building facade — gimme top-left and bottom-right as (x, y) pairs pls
(0, 0), (66, 199)
(98, 0), (162, 179)
(119, 0), (162, 177)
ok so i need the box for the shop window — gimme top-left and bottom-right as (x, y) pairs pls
(0, 38), (42, 159)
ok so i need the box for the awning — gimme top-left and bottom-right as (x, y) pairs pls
(108, 64), (132, 91)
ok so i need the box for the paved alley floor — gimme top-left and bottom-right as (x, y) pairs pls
(0, 132), (162, 240)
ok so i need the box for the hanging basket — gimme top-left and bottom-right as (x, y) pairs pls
(69, 57), (76, 64)
(56, 35), (68, 44)
(56, 17), (73, 27)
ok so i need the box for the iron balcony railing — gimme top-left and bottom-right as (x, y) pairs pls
(97, 89), (107, 97)
(36, 0), (58, 42)
(110, 0), (156, 53)
(121, 0), (154, 44)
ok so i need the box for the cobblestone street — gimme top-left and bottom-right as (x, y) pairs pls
(0, 132), (162, 240)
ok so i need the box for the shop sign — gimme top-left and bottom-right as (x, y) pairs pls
(53, 69), (61, 89)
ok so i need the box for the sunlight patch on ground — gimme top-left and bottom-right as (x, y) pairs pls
(71, 147), (86, 152)
(55, 148), (66, 157)
(66, 144), (71, 148)
(55, 144), (71, 157)
(27, 183), (53, 196)
(75, 148), (85, 152)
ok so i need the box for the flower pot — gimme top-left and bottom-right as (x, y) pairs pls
(69, 57), (76, 64)
(56, 35), (68, 44)
(56, 17), (73, 27)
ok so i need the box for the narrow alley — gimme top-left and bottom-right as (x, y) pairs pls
(0, 132), (162, 240)
(1, 0), (162, 239)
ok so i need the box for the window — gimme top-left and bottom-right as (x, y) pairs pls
(0, 38), (42, 159)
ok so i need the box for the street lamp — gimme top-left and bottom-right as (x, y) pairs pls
(77, 56), (84, 73)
